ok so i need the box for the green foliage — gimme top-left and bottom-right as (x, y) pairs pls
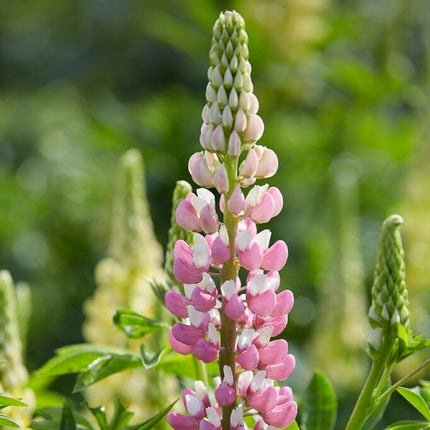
(397, 386), (430, 422)
(31, 399), (177, 430)
(301, 371), (337, 430)
(0, 394), (27, 428)
(113, 310), (169, 339)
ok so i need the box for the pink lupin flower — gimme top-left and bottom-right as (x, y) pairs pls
(245, 185), (283, 224)
(193, 323), (220, 363)
(236, 329), (259, 370)
(244, 113), (264, 143)
(173, 234), (211, 284)
(253, 145), (279, 178)
(215, 366), (237, 406)
(199, 407), (222, 430)
(221, 280), (245, 321)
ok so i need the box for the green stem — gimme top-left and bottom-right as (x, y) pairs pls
(219, 156), (240, 430)
(378, 357), (430, 404)
(345, 339), (393, 430)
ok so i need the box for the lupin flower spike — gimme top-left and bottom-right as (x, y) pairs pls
(167, 10), (296, 430)
(367, 214), (411, 361)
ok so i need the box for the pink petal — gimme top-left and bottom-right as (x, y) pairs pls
(239, 149), (258, 177)
(259, 340), (288, 365)
(228, 185), (246, 214)
(262, 240), (288, 271)
(165, 291), (188, 318)
(267, 187), (283, 217)
(167, 412), (200, 430)
(215, 165), (229, 194)
(248, 192), (275, 224)
(199, 205), (219, 234)
(173, 258), (203, 284)
(238, 242), (263, 271)
(168, 330), (194, 355)
(171, 323), (202, 346)
(248, 289), (276, 317)
(249, 386), (277, 413)
(265, 354), (295, 381)
(272, 289), (294, 316)
(211, 236), (230, 265)
(262, 401), (297, 428)
(193, 338), (219, 363)
(257, 315), (288, 337)
(174, 240), (193, 261)
(215, 382), (236, 406)
(244, 113), (264, 142)
(236, 344), (259, 370)
(190, 288), (216, 312)
(176, 200), (201, 232)
(225, 294), (245, 321)
(256, 148), (278, 178)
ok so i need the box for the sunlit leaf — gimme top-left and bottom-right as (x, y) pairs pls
(0, 414), (20, 428)
(397, 387), (430, 421)
(131, 399), (178, 430)
(0, 394), (27, 408)
(113, 310), (169, 339)
(301, 371), (337, 430)
(37, 344), (132, 376)
(73, 353), (141, 392)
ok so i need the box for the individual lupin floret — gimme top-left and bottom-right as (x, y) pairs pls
(367, 215), (411, 358)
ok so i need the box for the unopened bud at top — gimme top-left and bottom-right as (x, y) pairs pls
(200, 10), (264, 155)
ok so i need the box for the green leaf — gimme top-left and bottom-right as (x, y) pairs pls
(60, 402), (76, 430)
(385, 420), (430, 429)
(31, 406), (93, 430)
(37, 344), (132, 376)
(0, 394), (27, 408)
(140, 345), (165, 370)
(397, 387), (430, 421)
(301, 371), (337, 430)
(113, 310), (169, 339)
(108, 400), (134, 430)
(0, 414), (20, 428)
(73, 353), (142, 392)
(83, 402), (107, 430)
(131, 399), (178, 430)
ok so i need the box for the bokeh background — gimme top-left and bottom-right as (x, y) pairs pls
(1, 0), (429, 428)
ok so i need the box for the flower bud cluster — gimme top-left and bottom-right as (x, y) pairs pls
(166, 10), (296, 430)
(368, 215), (411, 356)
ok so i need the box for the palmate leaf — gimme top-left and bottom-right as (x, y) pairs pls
(73, 353), (142, 392)
(301, 371), (337, 430)
(113, 309), (169, 339)
(131, 399), (178, 430)
(397, 387), (430, 421)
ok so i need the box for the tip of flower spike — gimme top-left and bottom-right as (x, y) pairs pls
(383, 214), (403, 229)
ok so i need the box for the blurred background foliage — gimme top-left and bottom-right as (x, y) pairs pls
(1, 0), (429, 427)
